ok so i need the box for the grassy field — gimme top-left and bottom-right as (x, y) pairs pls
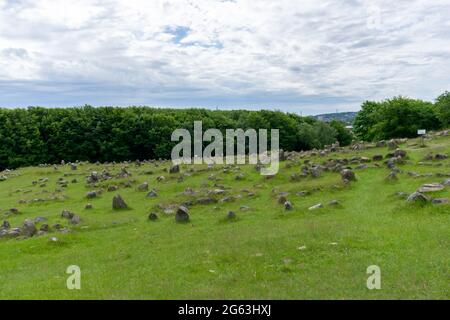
(0, 134), (449, 299)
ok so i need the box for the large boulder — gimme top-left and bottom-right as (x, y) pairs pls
(175, 206), (190, 223)
(112, 195), (128, 209)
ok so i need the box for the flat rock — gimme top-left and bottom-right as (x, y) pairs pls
(432, 198), (449, 204)
(309, 203), (323, 210)
(417, 183), (445, 193)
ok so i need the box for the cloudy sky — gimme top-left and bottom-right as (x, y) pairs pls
(0, 0), (449, 114)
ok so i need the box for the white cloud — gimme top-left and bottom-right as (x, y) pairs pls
(0, 0), (449, 113)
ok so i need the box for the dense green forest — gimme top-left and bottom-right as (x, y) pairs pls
(353, 92), (449, 140)
(0, 107), (351, 169)
(0, 92), (448, 170)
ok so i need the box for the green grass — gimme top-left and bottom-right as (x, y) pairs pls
(0, 135), (449, 299)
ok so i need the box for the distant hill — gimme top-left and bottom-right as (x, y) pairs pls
(314, 111), (358, 124)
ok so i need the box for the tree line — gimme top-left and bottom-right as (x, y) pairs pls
(1, 91), (447, 170)
(0, 107), (352, 169)
(353, 92), (449, 141)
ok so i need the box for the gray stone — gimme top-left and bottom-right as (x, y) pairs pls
(61, 210), (74, 219)
(386, 172), (398, 181)
(284, 201), (293, 211)
(137, 182), (149, 191)
(70, 215), (81, 224)
(146, 189), (158, 198)
(387, 140), (398, 150)
(52, 223), (63, 230)
(86, 191), (97, 199)
(435, 154), (448, 160)
(432, 198), (449, 204)
(40, 224), (49, 232)
(406, 192), (430, 203)
(107, 185), (118, 192)
(329, 200), (340, 206)
(112, 194), (128, 209)
(394, 149), (407, 158)
(169, 164), (180, 174)
(175, 206), (190, 223)
(21, 219), (37, 237)
(417, 183), (445, 193)
(1, 220), (10, 230)
(341, 169), (356, 182)
(85, 203), (93, 209)
(309, 203), (323, 210)
(372, 154), (383, 161)
(278, 195), (287, 204)
(34, 217), (47, 223)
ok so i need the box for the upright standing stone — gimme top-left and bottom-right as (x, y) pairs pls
(112, 195), (128, 209)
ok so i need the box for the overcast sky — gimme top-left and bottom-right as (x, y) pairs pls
(0, 0), (449, 114)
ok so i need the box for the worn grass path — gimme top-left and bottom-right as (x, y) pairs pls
(0, 135), (449, 299)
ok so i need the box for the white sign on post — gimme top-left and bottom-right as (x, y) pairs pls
(417, 129), (426, 135)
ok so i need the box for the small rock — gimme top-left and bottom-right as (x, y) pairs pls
(61, 210), (74, 219)
(40, 224), (49, 232)
(148, 213), (158, 221)
(137, 182), (149, 191)
(169, 164), (180, 174)
(112, 194), (128, 209)
(34, 217), (47, 223)
(146, 189), (158, 198)
(21, 219), (37, 238)
(386, 172), (398, 181)
(70, 215), (81, 224)
(435, 154), (448, 160)
(278, 195), (287, 204)
(175, 206), (190, 223)
(372, 154), (383, 161)
(227, 211), (236, 219)
(284, 201), (293, 211)
(309, 203), (323, 210)
(406, 192), (430, 203)
(86, 191), (97, 199)
(1, 220), (11, 230)
(432, 198), (449, 204)
(329, 200), (340, 206)
(394, 149), (407, 158)
(341, 169), (356, 182)
(85, 203), (93, 209)
(107, 185), (118, 192)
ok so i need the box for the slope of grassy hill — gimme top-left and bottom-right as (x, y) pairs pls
(0, 132), (449, 299)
